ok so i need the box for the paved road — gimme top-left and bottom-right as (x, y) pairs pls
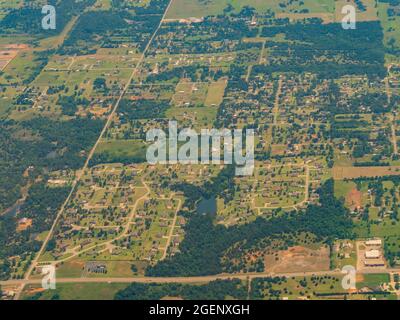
(3, 268), (400, 288)
(160, 198), (182, 260)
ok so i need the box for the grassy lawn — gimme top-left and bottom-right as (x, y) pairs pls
(22, 283), (129, 300)
(357, 273), (390, 289)
(378, 2), (400, 52)
(334, 180), (355, 200)
(94, 139), (147, 161)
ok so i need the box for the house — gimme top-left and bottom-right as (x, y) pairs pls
(85, 262), (107, 274)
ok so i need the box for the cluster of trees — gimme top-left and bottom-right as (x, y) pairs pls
(111, 0), (170, 15)
(89, 146), (147, 167)
(0, 124), (35, 211)
(379, 0), (400, 5)
(60, 10), (162, 55)
(354, 161), (390, 167)
(57, 95), (90, 116)
(146, 65), (201, 83)
(354, 175), (400, 209)
(93, 78), (107, 92)
(24, 51), (50, 85)
(250, 277), (288, 299)
(133, 0), (170, 15)
(0, 183), (69, 280)
(119, 99), (170, 121)
(354, 0), (367, 11)
(157, 15), (258, 55)
(385, 237), (400, 267)
(20, 117), (104, 170)
(329, 86), (394, 116)
(115, 279), (247, 300)
(0, 117), (103, 213)
(257, 20), (386, 79)
(349, 92), (398, 114)
(61, 11), (126, 55)
(171, 166), (236, 210)
(146, 178), (353, 277)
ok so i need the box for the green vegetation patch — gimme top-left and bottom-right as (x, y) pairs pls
(90, 139), (147, 166)
(115, 279), (247, 300)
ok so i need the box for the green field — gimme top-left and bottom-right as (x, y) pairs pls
(22, 283), (129, 300)
(378, 2), (400, 54)
(166, 0), (334, 19)
(94, 139), (147, 162)
(357, 273), (390, 290)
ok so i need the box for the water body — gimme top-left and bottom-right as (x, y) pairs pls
(196, 197), (217, 215)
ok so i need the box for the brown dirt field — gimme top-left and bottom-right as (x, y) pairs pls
(204, 79), (227, 107)
(333, 166), (400, 180)
(89, 106), (110, 117)
(59, 260), (86, 271)
(0, 50), (18, 59)
(172, 80), (194, 105)
(55, 259), (86, 277)
(264, 245), (330, 273)
(5, 44), (28, 50)
(346, 188), (362, 210)
(27, 287), (46, 294)
(17, 218), (32, 232)
(271, 144), (286, 156)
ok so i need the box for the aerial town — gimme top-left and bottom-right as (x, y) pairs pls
(0, 0), (400, 302)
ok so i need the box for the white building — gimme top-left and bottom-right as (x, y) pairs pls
(365, 239), (382, 246)
(365, 250), (381, 259)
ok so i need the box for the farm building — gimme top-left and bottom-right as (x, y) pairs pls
(365, 239), (382, 247)
(364, 260), (385, 267)
(365, 250), (381, 259)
